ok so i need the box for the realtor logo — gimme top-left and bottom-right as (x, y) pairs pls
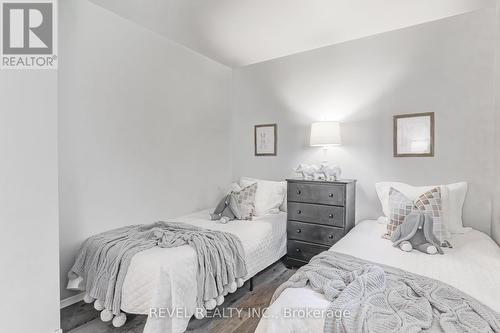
(1, 0), (57, 69)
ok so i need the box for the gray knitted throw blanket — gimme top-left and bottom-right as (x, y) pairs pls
(272, 251), (500, 333)
(69, 221), (247, 316)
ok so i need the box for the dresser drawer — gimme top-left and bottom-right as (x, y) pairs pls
(287, 221), (344, 246)
(287, 240), (329, 262)
(288, 182), (345, 206)
(288, 202), (344, 227)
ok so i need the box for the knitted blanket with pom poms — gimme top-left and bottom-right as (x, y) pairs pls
(271, 251), (500, 333)
(68, 221), (247, 327)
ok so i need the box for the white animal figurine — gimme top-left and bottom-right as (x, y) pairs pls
(319, 163), (342, 181)
(294, 164), (321, 180)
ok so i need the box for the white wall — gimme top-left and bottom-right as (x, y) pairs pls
(0, 71), (60, 332)
(494, 3), (500, 245)
(59, 0), (232, 299)
(231, 9), (497, 237)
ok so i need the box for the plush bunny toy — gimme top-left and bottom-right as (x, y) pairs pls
(210, 194), (235, 224)
(391, 212), (443, 255)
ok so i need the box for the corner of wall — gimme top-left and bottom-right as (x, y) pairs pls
(492, 1), (500, 245)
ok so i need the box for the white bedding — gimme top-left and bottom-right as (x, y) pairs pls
(120, 209), (287, 333)
(256, 219), (500, 333)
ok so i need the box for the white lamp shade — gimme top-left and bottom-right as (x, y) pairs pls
(310, 121), (341, 146)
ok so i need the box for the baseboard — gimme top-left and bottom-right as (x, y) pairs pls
(53, 329), (63, 333)
(60, 292), (85, 309)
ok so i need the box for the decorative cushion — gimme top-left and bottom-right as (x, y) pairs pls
(414, 187), (445, 245)
(386, 188), (414, 237)
(376, 181), (468, 237)
(230, 183), (257, 220)
(386, 187), (446, 246)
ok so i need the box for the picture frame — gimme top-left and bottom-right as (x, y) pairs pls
(393, 112), (434, 157)
(254, 124), (277, 156)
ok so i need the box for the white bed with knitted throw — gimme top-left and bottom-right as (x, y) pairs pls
(256, 219), (500, 333)
(70, 209), (286, 333)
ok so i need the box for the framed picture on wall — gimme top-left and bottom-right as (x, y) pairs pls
(394, 112), (435, 157)
(254, 124), (277, 156)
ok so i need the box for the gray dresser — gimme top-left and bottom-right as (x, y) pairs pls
(286, 178), (356, 267)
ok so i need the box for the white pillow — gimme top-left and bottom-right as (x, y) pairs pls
(239, 177), (286, 216)
(375, 182), (468, 235)
(280, 190), (287, 212)
(444, 182), (469, 234)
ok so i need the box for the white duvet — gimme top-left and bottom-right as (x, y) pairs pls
(119, 209), (286, 333)
(256, 219), (500, 333)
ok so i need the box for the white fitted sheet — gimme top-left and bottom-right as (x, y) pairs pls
(256, 219), (500, 333)
(120, 209), (287, 333)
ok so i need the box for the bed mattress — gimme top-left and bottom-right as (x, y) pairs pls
(256, 219), (500, 333)
(120, 209), (287, 333)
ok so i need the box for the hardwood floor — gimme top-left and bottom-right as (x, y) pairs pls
(64, 260), (295, 333)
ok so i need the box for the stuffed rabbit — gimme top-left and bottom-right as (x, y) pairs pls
(210, 194), (236, 223)
(391, 212), (443, 255)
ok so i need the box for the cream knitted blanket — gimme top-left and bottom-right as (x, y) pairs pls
(272, 251), (500, 333)
(69, 221), (247, 316)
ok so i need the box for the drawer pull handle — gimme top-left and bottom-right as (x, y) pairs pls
(297, 210), (302, 214)
(328, 213), (334, 218)
(328, 193), (334, 198)
(297, 189), (302, 195)
(296, 248), (301, 253)
(296, 229), (301, 233)
(328, 234), (334, 239)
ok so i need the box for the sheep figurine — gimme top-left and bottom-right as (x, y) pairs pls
(294, 164), (321, 180)
(319, 163), (342, 181)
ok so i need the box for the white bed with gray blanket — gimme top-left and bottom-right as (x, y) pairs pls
(69, 209), (287, 333)
(256, 219), (500, 333)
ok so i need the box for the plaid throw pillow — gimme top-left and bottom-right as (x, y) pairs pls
(414, 187), (447, 246)
(385, 188), (414, 238)
(385, 187), (446, 245)
(230, 183), (257, 220)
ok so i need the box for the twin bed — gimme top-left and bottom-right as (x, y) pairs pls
(69, 209), (287, 333)
(69, 179), (500, 333)
(256, 218), (500, 332)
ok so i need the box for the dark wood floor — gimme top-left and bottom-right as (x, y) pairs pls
(63, 260), (295, 333)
